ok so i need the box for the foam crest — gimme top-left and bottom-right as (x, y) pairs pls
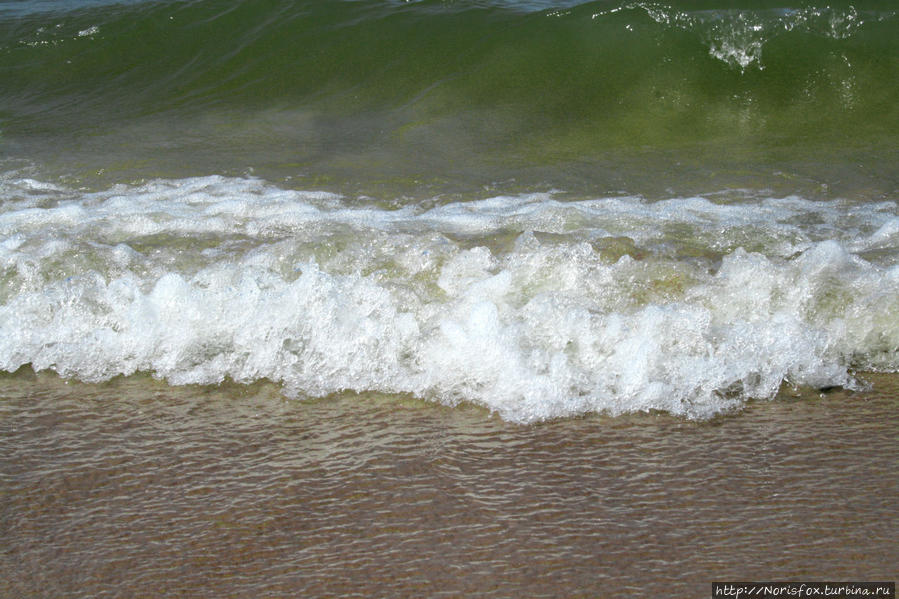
(1, 175), (897, 421)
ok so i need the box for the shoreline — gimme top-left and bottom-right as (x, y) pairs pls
(3, 366), (897, 423)
(2, 368), (896, 597)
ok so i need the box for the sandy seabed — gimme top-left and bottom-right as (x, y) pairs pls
(1, 370), (897, 598)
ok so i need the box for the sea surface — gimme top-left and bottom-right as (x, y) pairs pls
(1, 0), (897, 595)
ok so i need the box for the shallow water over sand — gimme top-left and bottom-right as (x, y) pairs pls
(1, 370), (896, 597)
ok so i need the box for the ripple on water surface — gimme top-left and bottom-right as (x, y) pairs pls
(1, 371), (897, 597)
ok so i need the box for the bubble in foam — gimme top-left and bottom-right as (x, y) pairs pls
(1, 175), (897, 422)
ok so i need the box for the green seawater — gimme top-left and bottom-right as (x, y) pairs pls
(0, 0), (897, 197)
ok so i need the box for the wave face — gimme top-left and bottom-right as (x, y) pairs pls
(1, 174), (897, 422)
(0, 0), (896, 172)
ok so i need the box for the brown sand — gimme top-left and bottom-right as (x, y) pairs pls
(1, 370), (897, 597)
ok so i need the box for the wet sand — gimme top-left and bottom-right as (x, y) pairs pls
(1, 370), (897, 598)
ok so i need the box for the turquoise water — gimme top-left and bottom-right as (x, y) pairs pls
(0, 0), (897, 420)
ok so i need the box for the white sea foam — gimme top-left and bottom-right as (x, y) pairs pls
(1, 175), (897, 422)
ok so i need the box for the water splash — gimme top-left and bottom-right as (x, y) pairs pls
(596, 3), (874, 70)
